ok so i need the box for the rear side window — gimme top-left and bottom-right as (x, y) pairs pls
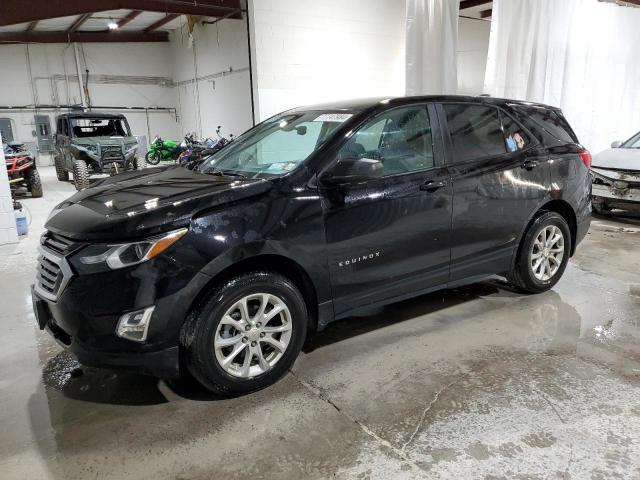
(515, 107), (577, 144)
(501, 113), (529, 152)
(443, 104), (506, 162)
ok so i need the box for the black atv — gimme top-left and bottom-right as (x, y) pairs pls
(4, 142), (42, 198)
(54, 112), (145, 190)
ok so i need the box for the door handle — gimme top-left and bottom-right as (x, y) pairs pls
(522, 159), (538, 170)
(419, 180), (447, 192)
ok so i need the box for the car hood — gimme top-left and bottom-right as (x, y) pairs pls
(592, 148), (640, 171)
(46, 166), (272, 241)
(72, 136), (137, 146)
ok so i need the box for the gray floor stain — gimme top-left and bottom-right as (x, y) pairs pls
(2, 168), (640, 479)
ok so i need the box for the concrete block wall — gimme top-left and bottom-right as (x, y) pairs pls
(0, 133), (19, 245)
(457, 17), (491, 95)
(248, 0), (407, 121)
(170, 18), (254, 139)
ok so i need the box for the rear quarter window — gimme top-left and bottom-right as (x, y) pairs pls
(513, 106), (578, 145)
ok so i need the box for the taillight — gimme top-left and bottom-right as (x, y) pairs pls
(579, 150), (592, 169)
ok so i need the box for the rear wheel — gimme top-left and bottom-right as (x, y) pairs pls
(507, 211), (571, 293)
(145, 150), (161, 165)
(25, 169), (43, 198)
(72, 160), (90, 190)
(54, 155), (69, 181)
(181, 271), (307, 396)
(133, 155), (146, 170)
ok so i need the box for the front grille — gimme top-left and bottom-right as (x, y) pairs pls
(42, 232), (76, 255)
(35, 233), (76, 302)
(101, 145), (124, 161)
(36, 255), (63, 296)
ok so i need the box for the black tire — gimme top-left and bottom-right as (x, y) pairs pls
(26, 169), (43, 198)
(181, 271), (308, 396)
(134, 155), (146, 170)
(507, 211), (571, 294)
(145, 150), (161, 165)
(592, 199), (612, 216)
(72, 160), (90, 190)
(54, 155), (69, 181)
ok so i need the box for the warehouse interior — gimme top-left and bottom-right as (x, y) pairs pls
(1, 0), (640, 478)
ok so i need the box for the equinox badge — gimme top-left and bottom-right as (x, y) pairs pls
(338, 252), (381, 267)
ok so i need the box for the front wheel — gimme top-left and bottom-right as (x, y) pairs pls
(133, 155), (146, 170)
(507, 211), (571, 293)
(72, 160), (90, 190)
(26, 169), (43, 197)
(54, 155), (69, 181)
(181, 271), (308, 396)
(145, 150), (161, 165)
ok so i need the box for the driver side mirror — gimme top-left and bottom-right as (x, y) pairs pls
(322, 157), (383, 185)
(611, 140), (622, 148)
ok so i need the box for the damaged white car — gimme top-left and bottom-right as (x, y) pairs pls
(591, 131), (640, 214)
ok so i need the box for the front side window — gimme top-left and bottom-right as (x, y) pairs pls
(336, 105), (434, 177)
(199, 111), (350, 178)
(444, 104), (506, 162)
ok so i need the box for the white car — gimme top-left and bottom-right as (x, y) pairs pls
(591, 131), (640, 214)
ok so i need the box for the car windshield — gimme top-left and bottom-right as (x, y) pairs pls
(70, 118), (131, 138)
(621, 131), (640, 149)
(198, 111), (353, 177)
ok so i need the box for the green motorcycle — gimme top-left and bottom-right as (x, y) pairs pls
(145, 135), (185, 165)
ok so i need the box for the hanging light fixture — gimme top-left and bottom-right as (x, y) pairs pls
(108, 18), (119, 30)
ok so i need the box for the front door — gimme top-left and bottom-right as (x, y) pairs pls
(438, 103), (550, 283)
(319, 104), (452, 317)
(34, 115), (53, 153)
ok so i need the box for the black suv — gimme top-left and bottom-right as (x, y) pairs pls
(32, 96), (591, 396)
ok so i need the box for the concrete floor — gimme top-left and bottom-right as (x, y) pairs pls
(2, 167), (640, 479)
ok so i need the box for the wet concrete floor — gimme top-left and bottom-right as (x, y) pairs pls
(2, 167), (640, 479)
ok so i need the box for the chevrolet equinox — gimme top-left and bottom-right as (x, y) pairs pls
(32, 96), (592, 396)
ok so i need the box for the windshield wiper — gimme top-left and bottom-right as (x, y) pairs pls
(206, 169), (247, 179)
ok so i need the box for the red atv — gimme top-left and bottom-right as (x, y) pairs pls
(4, 142), (42, 198)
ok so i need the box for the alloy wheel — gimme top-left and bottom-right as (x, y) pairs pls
(214, 293), (293, 378)
(530, 225), (565, 281)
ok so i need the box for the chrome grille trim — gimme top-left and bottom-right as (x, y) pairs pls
(34, 245), (73, 302)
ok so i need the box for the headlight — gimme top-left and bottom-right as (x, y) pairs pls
(79, 228), (188, 270)
(73, 144), (98, 153)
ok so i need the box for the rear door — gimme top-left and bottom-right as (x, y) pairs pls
(320, 103), (452, 316)
(438, 103), (550, 283)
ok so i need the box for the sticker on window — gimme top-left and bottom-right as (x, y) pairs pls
(314, 113), (353, 123)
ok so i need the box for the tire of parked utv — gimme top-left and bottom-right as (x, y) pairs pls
(72, 160), (90, 191)
(145, 151), (161, 166)
(26, 169), (43, 198)
(507, 211), (571, 294)
(54, 155), (69, 181)
(133, 155), (146, 170)
(180, 271), (308, 397)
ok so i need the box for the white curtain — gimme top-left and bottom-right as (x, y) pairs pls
(405, 0), (459, 95)
(484, 0), (640, 154)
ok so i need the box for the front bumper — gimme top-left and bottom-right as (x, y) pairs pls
(31, 239), (212, 379)
(592, 182), (640, 202)
(32, 285), (181, 378)
(592, 183), (640, 206)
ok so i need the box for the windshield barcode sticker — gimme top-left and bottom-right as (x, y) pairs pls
(314, 113), (353, 122)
